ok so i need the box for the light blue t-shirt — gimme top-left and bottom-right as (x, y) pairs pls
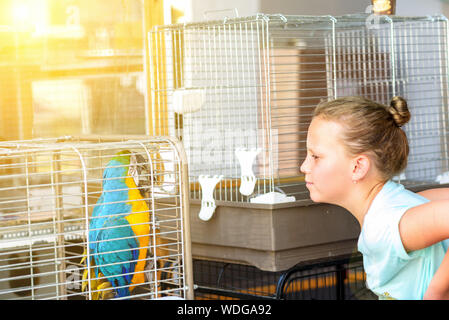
(358, 180), (448, 300)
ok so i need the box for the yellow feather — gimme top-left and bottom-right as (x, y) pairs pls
(124, 176), (150, 291)
(81, 161), (163, 298)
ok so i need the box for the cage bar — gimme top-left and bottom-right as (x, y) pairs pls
(149, 13), (449, 205)
(0, 135), (193, 300)
(193, 254), (373, 300)
(148, 13), (449, 272)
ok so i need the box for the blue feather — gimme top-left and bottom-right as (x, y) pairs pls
(94, 216), (138, 298)
(89, 159), (130, 250)
(87, 154), (139, 297)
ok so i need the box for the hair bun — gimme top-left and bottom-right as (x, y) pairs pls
(389, 96), (411, 127)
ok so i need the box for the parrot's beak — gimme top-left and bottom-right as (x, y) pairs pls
(135, 154), (151, 196)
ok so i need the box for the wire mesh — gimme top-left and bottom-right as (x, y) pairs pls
(0, 136), (192, 300)
(193, 255), (373, 300)
(329, 15), (449, 185)
(148, 13), (449, 209)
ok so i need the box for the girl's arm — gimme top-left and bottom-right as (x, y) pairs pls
(400, 201), (449, 299)
(399, 200), (449, 251)
(417, 188), (449, 201)
(424, 251), (449, 299)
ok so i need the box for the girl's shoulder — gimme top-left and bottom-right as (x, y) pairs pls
(376, 180), (428, 209)
(359, 181), (428, 251)
(416, 187), (449, 201)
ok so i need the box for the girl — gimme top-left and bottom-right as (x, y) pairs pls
(300, 96), (449, 300)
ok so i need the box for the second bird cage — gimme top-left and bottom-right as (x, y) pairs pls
(0, 136), (193, 300)
(149, 13), (449, 219)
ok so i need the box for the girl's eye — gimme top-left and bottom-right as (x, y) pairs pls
(311, 154), (319, 160)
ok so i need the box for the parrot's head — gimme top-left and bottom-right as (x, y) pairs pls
(106, 150), (152, 196)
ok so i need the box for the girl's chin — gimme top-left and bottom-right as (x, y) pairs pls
(308, 189), (326, 203)
(307, 190), (319, 202)
(309, 192), (337, 205)
(310, 196), (327, 204)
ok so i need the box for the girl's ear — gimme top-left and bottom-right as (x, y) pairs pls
(351, 154), (371, 182)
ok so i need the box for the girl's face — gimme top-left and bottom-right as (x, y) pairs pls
(300, 117), (354, 205)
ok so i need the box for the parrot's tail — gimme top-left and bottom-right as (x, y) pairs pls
(109, 275), (132, 298)
(115, 287), (131, 298)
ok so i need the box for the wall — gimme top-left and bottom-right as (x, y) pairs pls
(189, 0), (259, 22)
(259, 0), (369, 15)
(188, 0), (448, 23)
(396, 0), (443, 15)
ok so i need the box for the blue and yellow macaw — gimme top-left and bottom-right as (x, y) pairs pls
(81, 150), (151, 299)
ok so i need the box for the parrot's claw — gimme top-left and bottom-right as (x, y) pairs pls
(97, 282), (114, 300)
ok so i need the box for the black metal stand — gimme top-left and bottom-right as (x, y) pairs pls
(194, 254), (366, 300)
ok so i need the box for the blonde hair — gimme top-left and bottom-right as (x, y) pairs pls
(313, 96), (411, 181)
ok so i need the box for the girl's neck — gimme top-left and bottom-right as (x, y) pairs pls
(342, 179), (386, 228)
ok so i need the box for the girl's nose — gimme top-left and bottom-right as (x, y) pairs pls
(300, 156), (310, 174)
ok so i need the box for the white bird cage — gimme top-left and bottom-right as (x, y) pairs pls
(0, 136), (193, 300)
(148, 13), (449, 220)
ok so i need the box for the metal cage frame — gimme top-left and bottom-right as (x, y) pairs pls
(148, 13), (449, 219)
(193, 253), (373, 300)
(0, 135), (194, 300)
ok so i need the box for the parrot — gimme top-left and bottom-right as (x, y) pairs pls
(81, 150), (152, 299)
